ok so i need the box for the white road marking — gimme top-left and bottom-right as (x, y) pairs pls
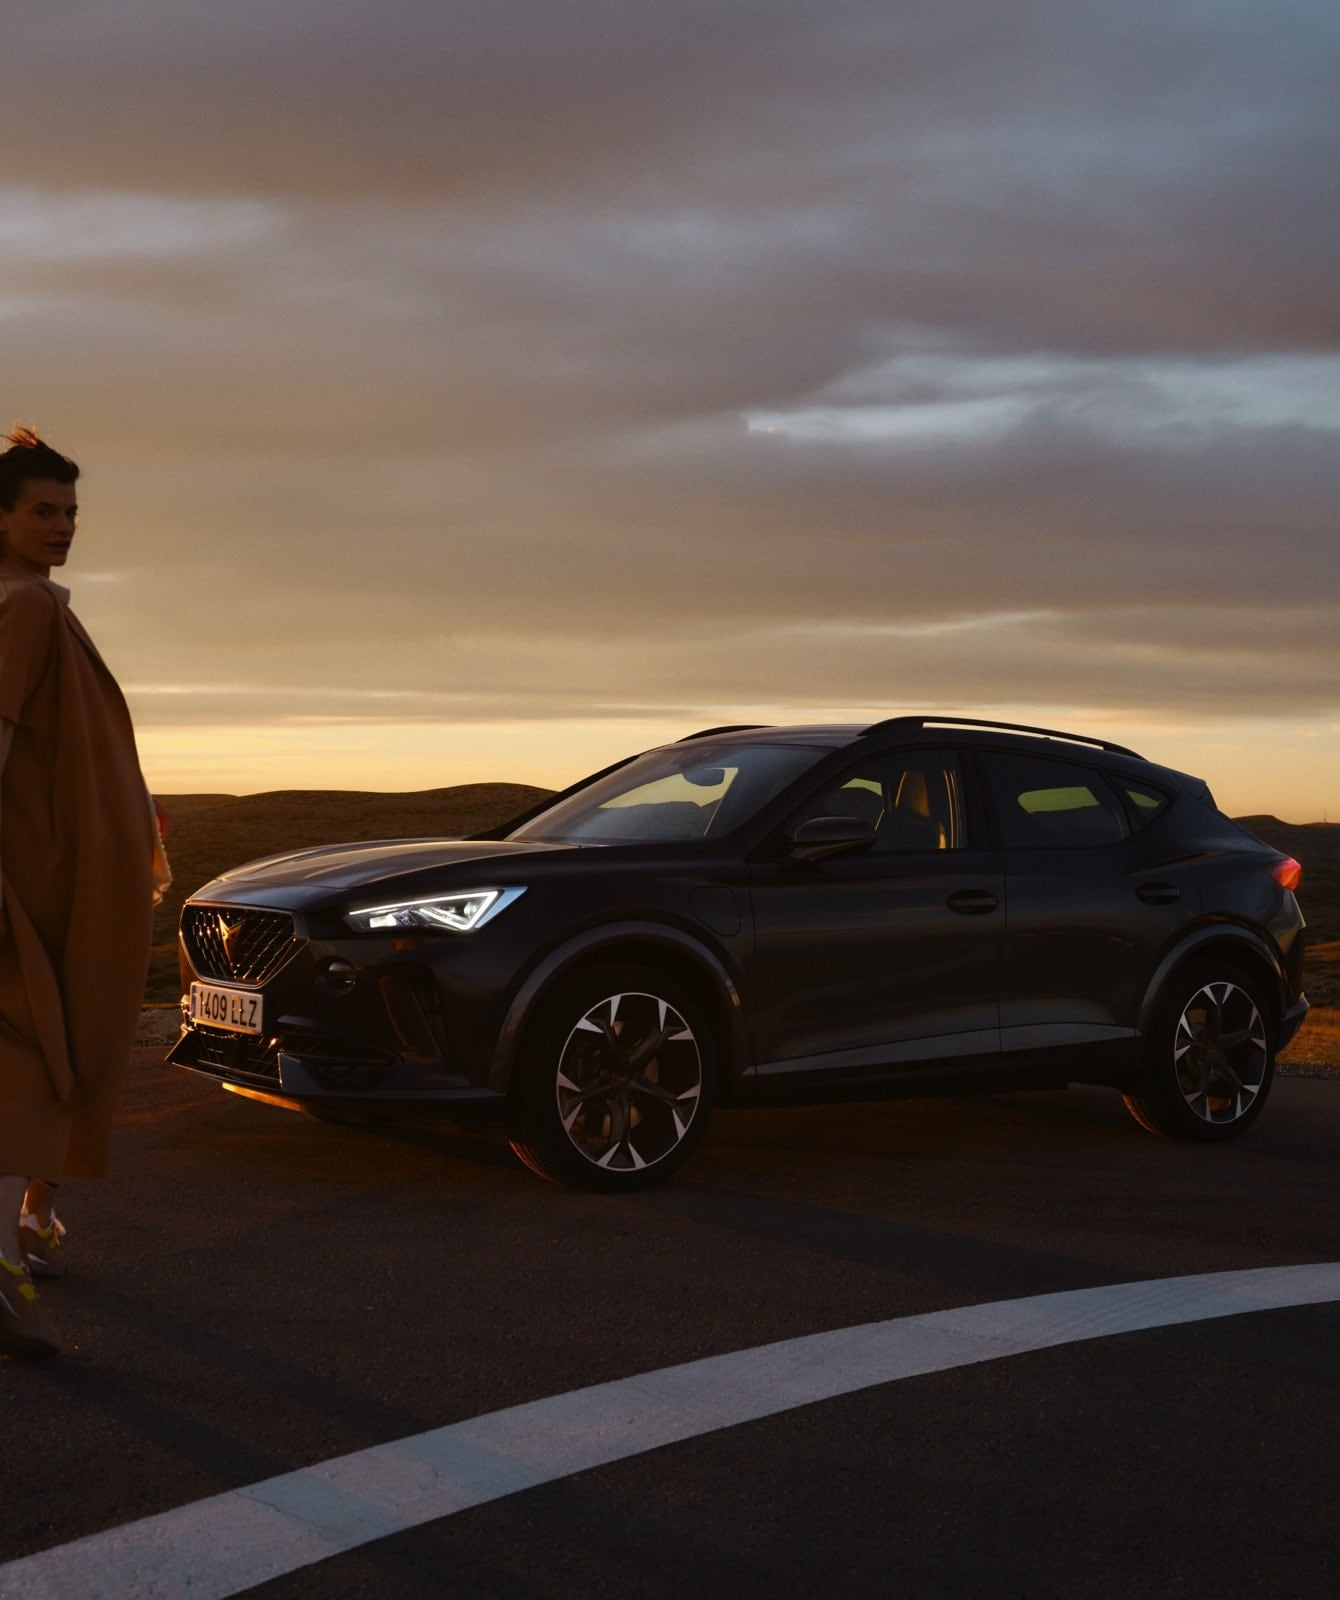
(3, 1262), (1338, 1600)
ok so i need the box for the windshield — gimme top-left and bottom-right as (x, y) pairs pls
(510, 742), (824, 844)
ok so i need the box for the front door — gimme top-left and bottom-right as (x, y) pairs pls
(748, 746), (1004, 1077)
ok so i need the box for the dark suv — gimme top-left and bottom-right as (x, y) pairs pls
(169, 717), (1308, 1189)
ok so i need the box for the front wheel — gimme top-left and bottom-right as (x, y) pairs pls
(507, 965), (718, 1190)
(1123, 961), (1275, 1141)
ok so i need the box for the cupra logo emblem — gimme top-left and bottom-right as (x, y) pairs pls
(216, 914), (245, 966)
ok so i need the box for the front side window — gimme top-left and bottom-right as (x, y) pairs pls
(510, 742), (823, 843)
(983, 752), (1129, 849)
(786, 748), (965, 852)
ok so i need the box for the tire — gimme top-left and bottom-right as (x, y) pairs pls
(1122, 960), (1276, 1142)
(506, 964), (718, 1190)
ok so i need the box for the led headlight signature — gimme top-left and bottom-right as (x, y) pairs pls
(344, 886), (526, 933)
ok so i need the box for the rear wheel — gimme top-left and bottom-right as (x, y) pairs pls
(1123, 961), (1275, 1141)
(507, 965), (717, 1190)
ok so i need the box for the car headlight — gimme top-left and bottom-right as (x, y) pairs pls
(344, 886), (525, 933)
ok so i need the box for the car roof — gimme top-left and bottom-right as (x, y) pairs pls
(677, 723), (866, 748)
(675, 718), (1202, 790)
(678, 717), (1142, 758)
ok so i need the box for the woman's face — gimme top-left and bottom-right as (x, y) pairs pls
(0, 479), (78, 575)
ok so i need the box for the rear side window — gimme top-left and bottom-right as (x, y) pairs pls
(983, 753), (1130, 849)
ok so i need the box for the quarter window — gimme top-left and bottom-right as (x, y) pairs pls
(1122, 782), (1171, 828)
(983, 753), (1129, 849)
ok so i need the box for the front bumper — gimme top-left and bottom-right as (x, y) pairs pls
(169, 900), (510, 1110)
(167, 1025), (505, 1108)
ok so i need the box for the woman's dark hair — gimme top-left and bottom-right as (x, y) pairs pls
(0, 426), (79, 512)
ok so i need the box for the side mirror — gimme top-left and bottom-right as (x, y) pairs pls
(784, 815), (877, 863)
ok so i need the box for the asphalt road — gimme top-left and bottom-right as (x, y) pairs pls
(2, 1050), (1337, 1598)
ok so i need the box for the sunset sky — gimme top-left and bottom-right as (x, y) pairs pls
(4, 0), (1336, 819)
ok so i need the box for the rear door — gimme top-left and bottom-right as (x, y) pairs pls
(747, 746), (1004, 1076)
(977, 751), (1201, 1055)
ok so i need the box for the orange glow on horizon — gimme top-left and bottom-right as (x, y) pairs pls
(132, 710), (1340, 825)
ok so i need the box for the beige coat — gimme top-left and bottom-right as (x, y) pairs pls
(0, 562), (156, 1179)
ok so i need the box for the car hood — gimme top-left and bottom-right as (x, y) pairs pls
(189, 838), (578, 911)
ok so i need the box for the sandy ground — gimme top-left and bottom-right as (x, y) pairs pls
(1281, 1007), (1340, 1077)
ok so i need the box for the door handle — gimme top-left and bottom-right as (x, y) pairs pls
(1136, 881), (1180, 905)
(946, 889), (999, 915)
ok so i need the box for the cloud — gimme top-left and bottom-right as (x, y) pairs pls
(0, 189), (279, 264)
(749, 350), (1340, 443)
(1, 0), (1335, 795)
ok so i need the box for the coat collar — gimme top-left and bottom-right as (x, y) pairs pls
(0, 559), (108, 668)
(0, 558), (71, 605)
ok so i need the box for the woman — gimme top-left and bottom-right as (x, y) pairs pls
(0, 428), (169, 1358)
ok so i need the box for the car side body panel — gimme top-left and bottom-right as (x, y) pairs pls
(168, 720), (1310, 1159)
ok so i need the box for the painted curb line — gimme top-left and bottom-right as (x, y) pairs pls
(4, 1262), (1338, 1599)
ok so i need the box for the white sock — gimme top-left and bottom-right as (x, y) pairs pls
(19, 1210), (63, 1238)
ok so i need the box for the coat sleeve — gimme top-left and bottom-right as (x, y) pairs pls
(0, 577), (56, 726)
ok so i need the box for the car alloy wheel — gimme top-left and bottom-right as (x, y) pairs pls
(555, 990), (703, 1173)
(508, 965), (717, 1190)
(1172, 980), (1268, 1124)
(1123, 960), (1275, 1142)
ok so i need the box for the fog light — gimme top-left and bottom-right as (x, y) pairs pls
(317, 957), (358, 994)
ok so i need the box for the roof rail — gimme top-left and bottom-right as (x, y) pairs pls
(676, 724), (769, 742)
(859, 715), (1142, 758)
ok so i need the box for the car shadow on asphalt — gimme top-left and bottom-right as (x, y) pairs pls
(316, 1110), (523, 1173)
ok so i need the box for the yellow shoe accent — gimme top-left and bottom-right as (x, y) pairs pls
(1, 1255), (36, 1298)
(0, 1251), (62, 1356)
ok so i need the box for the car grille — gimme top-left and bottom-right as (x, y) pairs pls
(182, 905), (301, 986)
(180, 1027), (282, 1084)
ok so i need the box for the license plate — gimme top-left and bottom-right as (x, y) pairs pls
(189, 982), (263, 1036)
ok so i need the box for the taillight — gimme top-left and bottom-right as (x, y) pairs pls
(1269, 857), (1302, 892)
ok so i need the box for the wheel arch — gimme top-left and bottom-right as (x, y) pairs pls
(1137, 926), (1288, 1041)
(488, 922), (748, 1097)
